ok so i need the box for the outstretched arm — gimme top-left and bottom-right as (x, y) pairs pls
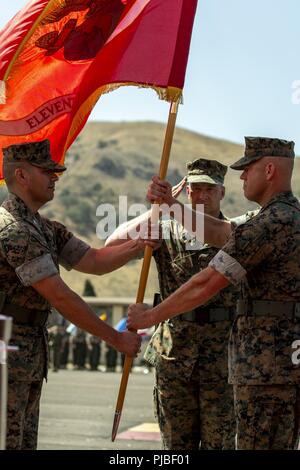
(105, 210), (152, 247)
(147, 176), (232, 248)
(105, 177), (189, 248)
(32, 274), (141, 356)
(74, 237), (158, 275)
(127, 267), (229, 329)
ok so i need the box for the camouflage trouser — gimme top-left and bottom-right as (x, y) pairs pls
(6, 379), (43, 450)
(154, 364), (236, 450)
(5, 324), (48, 450)
(234, 384), (300, 450)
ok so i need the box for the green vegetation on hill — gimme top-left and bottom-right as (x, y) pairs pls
(1, 121), (300, 298)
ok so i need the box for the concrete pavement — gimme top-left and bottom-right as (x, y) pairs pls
(38, 368), (161, 450)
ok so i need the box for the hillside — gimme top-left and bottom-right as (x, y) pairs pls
(1, 121), (300, 298)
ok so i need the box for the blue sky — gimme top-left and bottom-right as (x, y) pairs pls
(1, 0), (300, 151)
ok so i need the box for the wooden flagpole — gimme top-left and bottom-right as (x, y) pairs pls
(111, 100), (179, 441)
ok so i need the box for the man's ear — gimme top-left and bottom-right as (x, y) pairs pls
(220, 185), (225, 201)
(186, 185), (191, 197)
(265, 162), (275, 181)
(14, 167), (29, 187)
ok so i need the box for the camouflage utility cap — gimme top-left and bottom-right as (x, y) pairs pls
(186, 158), (227, 185)
(231, 136), (295, 170)
(3, 139), (66, 172)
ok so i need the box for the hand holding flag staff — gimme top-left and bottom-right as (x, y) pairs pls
(0, 0), (198, 441)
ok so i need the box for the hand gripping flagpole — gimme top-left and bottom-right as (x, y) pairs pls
(111, 100), (179, 441)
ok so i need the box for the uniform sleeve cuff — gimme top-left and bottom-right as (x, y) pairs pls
(209, 250), (246, 285)
(59, 236), (90, 271)
(16, 254), (58, 286)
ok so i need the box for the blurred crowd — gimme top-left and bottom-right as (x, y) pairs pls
(47, 322), (153, 373)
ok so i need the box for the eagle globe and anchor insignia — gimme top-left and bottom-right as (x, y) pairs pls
(35, 0), (131, 60)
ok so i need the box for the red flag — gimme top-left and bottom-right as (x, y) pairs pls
(0, 0), (198, 180)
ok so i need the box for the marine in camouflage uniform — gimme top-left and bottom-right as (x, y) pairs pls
(128, 137), (300, 450)
(209, 137), (300, 450)
(144, 158), (239, 450)
(0, 140), (142, 450)
(0, 142), (90, 450)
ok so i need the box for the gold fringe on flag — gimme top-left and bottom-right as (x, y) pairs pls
(0, 80), (6, 105)
(63, 82), (183, 161)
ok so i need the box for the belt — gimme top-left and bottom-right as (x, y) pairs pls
(1, 303), (49, 327)
(237, 299), (300, 320)
(179, 306), (235, 325)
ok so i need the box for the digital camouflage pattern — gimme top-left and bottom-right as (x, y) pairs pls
(145, 216), (239, 370)
(230, 136), (295, 170)
(7, 375), (43, 450)
(154, 360), (236, 450)
(186, 158), (227, 185)
(234, 384), (300, 450)
(0, 192), (90, 450)
(209, 190), (300, 450)
(0, 193), (90, 308)
(145, 215), (237, 449)
(3, 139), (66, 172)
(210, 191), (300, 385)
(6, 324), (46, 449)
